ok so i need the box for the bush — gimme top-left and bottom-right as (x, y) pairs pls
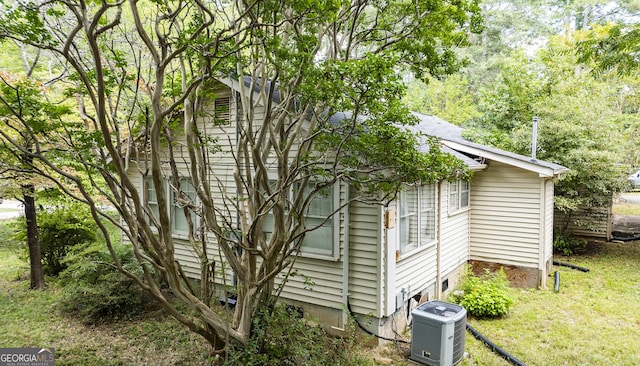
(449, 268), (513, 318)
(553, 234), (587, 256)
(222, 303), (369, 366)
(15, 202), (97, 276)
(58, 241), (158, 324)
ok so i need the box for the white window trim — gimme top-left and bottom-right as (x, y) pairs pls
(296, 182), (340, 261)
(144, 176), (200, 239)
(262, 181), (341, 261)
(448, 180), (470, 216)
(398, 184), (437, 257)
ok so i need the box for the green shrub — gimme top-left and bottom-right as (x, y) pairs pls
(553, 234), (587, 256)
(222, 303), (369, 366)
(58, 241), (158, 324)
(449, 268), (513, 318)
(15, 202), (97, 276)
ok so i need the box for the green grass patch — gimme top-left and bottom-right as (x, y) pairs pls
(613, 202), (640, 216)
(458, 241), (640, 366)
(4, 217), (640, 365)
(0, 220), (212, 365)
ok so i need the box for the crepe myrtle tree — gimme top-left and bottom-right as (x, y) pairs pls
(0, 0), (480, 352)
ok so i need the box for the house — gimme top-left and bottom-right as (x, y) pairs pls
(128, 78), (568, 340)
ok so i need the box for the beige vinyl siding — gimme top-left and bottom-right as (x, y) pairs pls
(441, 180), (470, 277)
(554, 204), (612, 239)
(544, 180), (554, 266)
(347, 198), (382, 316)
(469, 161), (543, 268)
(395, 246), (437, 297)
(394, 185), (440, 310)
(126, 84), (386, 317)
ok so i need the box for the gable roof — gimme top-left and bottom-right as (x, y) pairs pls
(412, 113), (569, 178)
(214, 76), (568, 177)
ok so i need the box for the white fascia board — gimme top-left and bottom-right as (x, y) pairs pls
(442, 140), (565, 178)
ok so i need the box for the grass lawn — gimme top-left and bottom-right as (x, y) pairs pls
(2, 217), (640, 365)
(0, 220), (212, 366)
(457, 240), (640, 366)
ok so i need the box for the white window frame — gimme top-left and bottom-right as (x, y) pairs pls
(298, 183), (340, 260)
(448, 180), (470, 215)
(170, 178), (199, 236)
(398, 184), (437, 256)
(143, 176), (200, 238)
(262, 181), (340, 261)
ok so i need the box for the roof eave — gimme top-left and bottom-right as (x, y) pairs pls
(442, 140), (568, 178)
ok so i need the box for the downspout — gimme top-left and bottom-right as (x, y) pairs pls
(436, 180), (443, 299)
(341, 184), (350, 329)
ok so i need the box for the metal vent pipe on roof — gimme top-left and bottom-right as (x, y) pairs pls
(531, 116), (539, 162)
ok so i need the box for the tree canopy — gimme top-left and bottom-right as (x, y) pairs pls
(0, 0), (481, 352)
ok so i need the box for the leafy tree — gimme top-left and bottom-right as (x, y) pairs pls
(403, 75), (480, 125)
(0, 0), (481, 354)
(464, 31), (634, 234)
(576, 23), (640, 75)
(0, 74), (70, 289)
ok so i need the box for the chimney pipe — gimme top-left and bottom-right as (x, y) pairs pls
(531, 116), (538, 161)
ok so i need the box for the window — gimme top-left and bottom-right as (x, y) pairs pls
(143, 177), (199, 235)
(145, 177), (160, 224)
(171, 178), (198, 233)
(262, 182), (338, 259)
(449, 180), (469, 213)
(399, 185), (436, 254)
(300, 184), (336, 257)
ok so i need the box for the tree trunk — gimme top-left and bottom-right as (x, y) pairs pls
(23, 183), (44, 289)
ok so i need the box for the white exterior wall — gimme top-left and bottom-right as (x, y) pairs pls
(128, 85), (387, 319)
(469, 161), (543, 268)
(440, 180), (470, 278)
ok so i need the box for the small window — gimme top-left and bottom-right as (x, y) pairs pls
(299, 184), (335, 257)
(262, 182), (339, 259)
(449, 180), (469, 214)
(145, 177), (160, 224)
(399, 184), (436, 254)
(214, 97), (231, 125)
(171, 178), (199, 233)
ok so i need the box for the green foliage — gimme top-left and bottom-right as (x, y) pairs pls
(553, 234), (587, 256)
(57, 241), (158, 325)
(576, 23), (640, 75)
(449, 268), (513, 318)
(403, 75), (481, 125)
(223, 303), (368, 366)
(14, 202), (97, 276)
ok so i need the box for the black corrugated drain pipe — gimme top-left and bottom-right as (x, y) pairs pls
(466, 324), (526, 366)
(553, 260), (589, 272)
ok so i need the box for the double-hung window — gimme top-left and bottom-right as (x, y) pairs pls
(399, 185), (436, 254)
(144, 176), (199, 235)
(262, 182), (338, 259)
(171, 178), (198, 234)
(449, 180), (469, 214)
(300, 184), (336, 257)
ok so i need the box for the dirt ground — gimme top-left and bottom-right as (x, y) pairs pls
(612, 215), (640, 237)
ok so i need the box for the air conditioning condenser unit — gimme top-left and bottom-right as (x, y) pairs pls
(410, 300), (466, 366)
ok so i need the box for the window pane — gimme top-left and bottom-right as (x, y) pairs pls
(301, 184), (334, 256)
(420, 185), (436, 243)
(400, 187), (418, 253)
(301, 218), (333, 255)
(172, 179), (197, 232)
(146, 178), (160, 223)
(460, 181), (470, 208)
(449, 181), (459, 212)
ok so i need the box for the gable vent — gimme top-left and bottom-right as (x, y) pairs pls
(214, 96), (231, 125)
